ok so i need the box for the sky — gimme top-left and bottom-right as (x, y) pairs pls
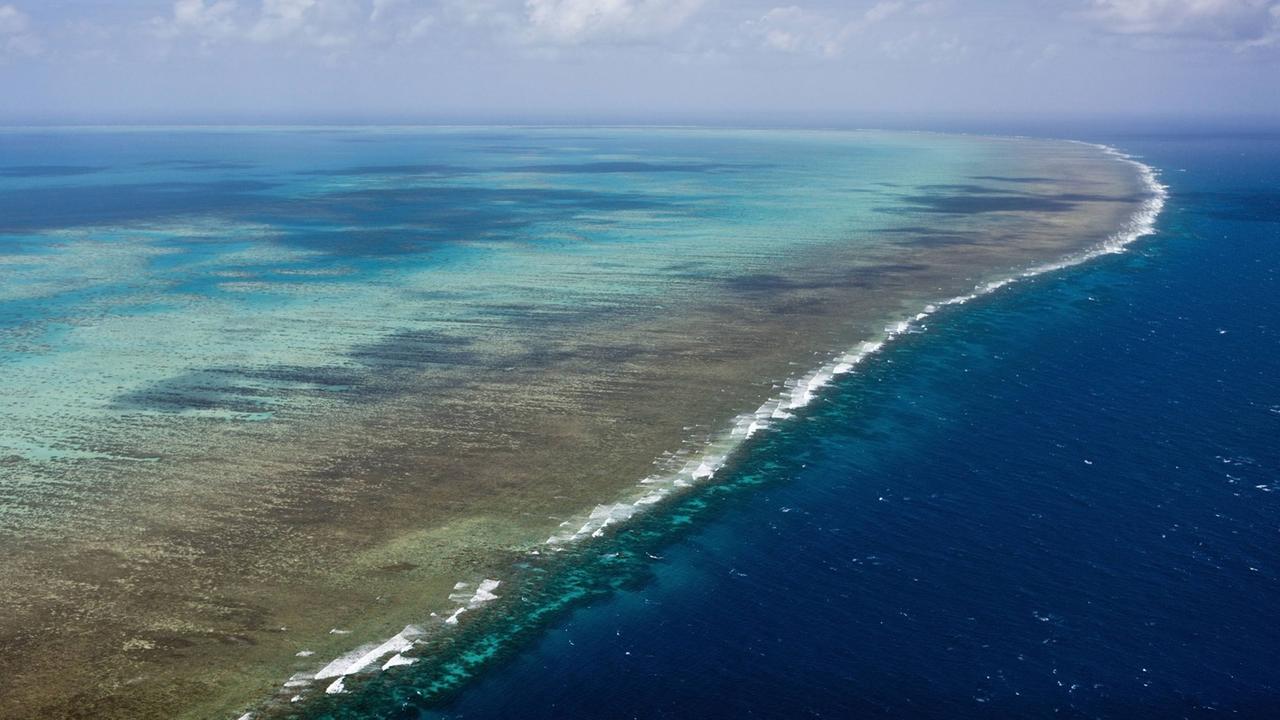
(1, 0), (1278, 125)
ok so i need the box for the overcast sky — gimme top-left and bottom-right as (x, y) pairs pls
(1, 0), (1277, 125)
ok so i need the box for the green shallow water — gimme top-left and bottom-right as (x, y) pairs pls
(0, 128), (1146, 719)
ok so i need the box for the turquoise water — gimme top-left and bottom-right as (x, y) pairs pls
(1, 128), (978, 464)
(293, 133), (1277, 718)
(0, 128), (1155, 718)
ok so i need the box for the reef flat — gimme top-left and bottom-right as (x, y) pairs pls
(0, 128), (1150, 719)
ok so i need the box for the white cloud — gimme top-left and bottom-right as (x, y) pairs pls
(0, 4), (28, 35)
(152, 0), (365, 48)
(165, 0), (239, 39)
(748, 6), (845, 57)
(369, 0), (436, 43)
(248, 0), (362, 47)
(0, 3), (41, 57)
(523, 0), (706, 45)
(370, 0), (403, 23)
(1087, 0), (1280, 45)
(746, 2), (907, 58)
(443, 0), (520, 30)
(864, 0), (906, 25)
(249, 0), (315, 41)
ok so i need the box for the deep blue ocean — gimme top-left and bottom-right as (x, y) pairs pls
(391, 134), (1279, 718)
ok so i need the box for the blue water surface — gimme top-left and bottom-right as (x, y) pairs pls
(407, 134), (1280, 718)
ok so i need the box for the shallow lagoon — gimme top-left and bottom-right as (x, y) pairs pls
(0, 128), (1148, 718)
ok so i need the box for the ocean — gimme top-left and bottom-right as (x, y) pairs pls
(307, 133), (1277, 719)
(3, 127), (1264, 719)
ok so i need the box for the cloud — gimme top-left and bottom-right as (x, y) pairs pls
(745, 2), (907, 58)
(864, 0), (906, 24)
(522, 0), (706, 45)
(248, 0), (363, 47)
(1087, 0), (1280, 46)
(369, 0), (436, 43)
(152, 0), (367, 48)
(0, 3), (41, 57)
(370, 0), (402, 22)
(747, 6), (846, 57)
(163, 0), (239, 40)
(0, 3), (27, 35)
